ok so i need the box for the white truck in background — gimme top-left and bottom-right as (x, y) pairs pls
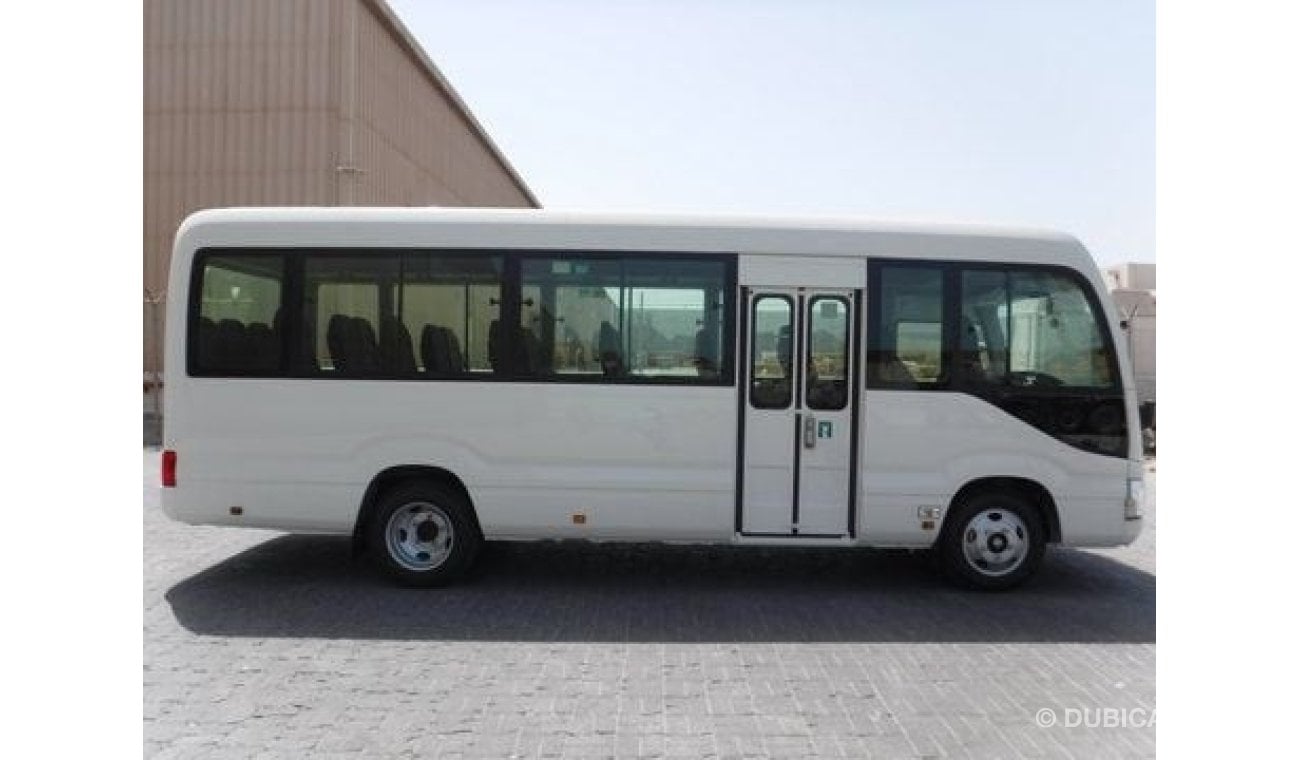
(1106, 263), (1156, 452)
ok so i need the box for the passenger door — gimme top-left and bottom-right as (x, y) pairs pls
(740, 288), (859, 537)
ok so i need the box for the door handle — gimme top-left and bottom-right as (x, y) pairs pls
(804, 415), (817, 449)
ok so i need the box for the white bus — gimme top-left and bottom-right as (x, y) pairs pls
(162, 208), (1144, 590)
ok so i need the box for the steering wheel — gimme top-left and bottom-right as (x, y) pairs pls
(1007, 371), (1062, 388)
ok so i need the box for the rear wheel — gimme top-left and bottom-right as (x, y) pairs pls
(939, 490), (1046, 590)
(365, 481), (481, 586)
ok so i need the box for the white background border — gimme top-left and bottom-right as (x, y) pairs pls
(6, 0), (1299, 754)
(1159, 0), (1300, 754)
(4, 1), (141, 755)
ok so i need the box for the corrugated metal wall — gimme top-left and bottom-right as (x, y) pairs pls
(345, 1), (536, 207)
(143, 0), (338, 303)
(143, 0), (537, 387)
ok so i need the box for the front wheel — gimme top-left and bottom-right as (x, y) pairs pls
(365, 481), (481, 587)
(938, 491), (1046, 590)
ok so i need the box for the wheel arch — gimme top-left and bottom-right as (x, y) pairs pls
(944, 476), (1062, 543)
(351, 465), (483, 555)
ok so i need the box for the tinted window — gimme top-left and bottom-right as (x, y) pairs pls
(866, 258), (1125, 455)
(959, 270), (1009, 385)
(299, 253), (506, 378)
(868, 265), (944, 388)
(303, 255), (400, 375)
(401, 254), (503, 376)
(961, 269), (1117, 389)
(191, 250), (730, 384)
(518, 256), (730, 383)
(750, 295), (793, 409)
(807, 297), (849, 410)
(1008, 271), (1115, 388)
(520, 258), (620, 377)
(191, 253), (285, 375)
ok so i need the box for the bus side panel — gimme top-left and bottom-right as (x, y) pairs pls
(368, 383), (738, 541)
(860, 391), (1131, 547)
(161, 480), (362, 533)
(163, 378), (390, 533)
(164, 379), (738, 541)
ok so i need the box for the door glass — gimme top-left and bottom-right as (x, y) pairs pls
(1007, 270), (1115, 388)
(807, 297), (849, 410)
(750, 295), (793, 409)
(959, 268), (1117, 389)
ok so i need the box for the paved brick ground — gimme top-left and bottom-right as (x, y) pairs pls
(144, 452), (1155, 758)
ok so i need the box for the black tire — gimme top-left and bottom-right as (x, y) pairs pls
(365, 480), (481, 587)
(938, 490), (1046, 591)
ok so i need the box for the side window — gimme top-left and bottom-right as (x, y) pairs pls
(191, 253), (285, 375)
(960, 270), (1009, 385)
(1007, 270), (1115, 388)
(868, 265), (945, 388)
(625, 259), (728, 380)
(520, 258), (621, 377)
(866, 259), (1125, 457)
(750, 296), (793, 409)
(518, 256), (730, 383)
(401, 254), (503, 376)
(302, 255), (400, 376)
(959, 268), (1117, 389)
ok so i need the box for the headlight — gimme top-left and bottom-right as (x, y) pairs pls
(1125, 477), (1145, 520)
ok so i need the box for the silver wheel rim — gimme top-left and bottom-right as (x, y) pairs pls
(384, 501), (455, 572)
(961, 508), (1029, 578)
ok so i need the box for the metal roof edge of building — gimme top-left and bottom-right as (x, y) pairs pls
(363, 0), (541, 208)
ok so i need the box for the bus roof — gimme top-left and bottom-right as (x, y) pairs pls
(175, 207), (1093, 270)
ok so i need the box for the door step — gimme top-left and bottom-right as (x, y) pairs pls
(733, 533), (854, 547)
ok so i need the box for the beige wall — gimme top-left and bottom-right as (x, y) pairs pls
(344, 1), (534, 207)
(143, 0), (537, 383)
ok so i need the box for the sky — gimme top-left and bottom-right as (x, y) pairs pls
(388, 0), (1154, 265)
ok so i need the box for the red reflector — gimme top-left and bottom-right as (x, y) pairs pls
(162, 450), (177, 488)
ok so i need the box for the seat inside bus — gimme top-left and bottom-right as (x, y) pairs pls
(420, 324), (466, 374)
(488, 320), (540, 375)
(198, 315), (279, 372)
(380, 315), (417, 374)
(327, 314), (381, 373)
(598, 321), (625, 377)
